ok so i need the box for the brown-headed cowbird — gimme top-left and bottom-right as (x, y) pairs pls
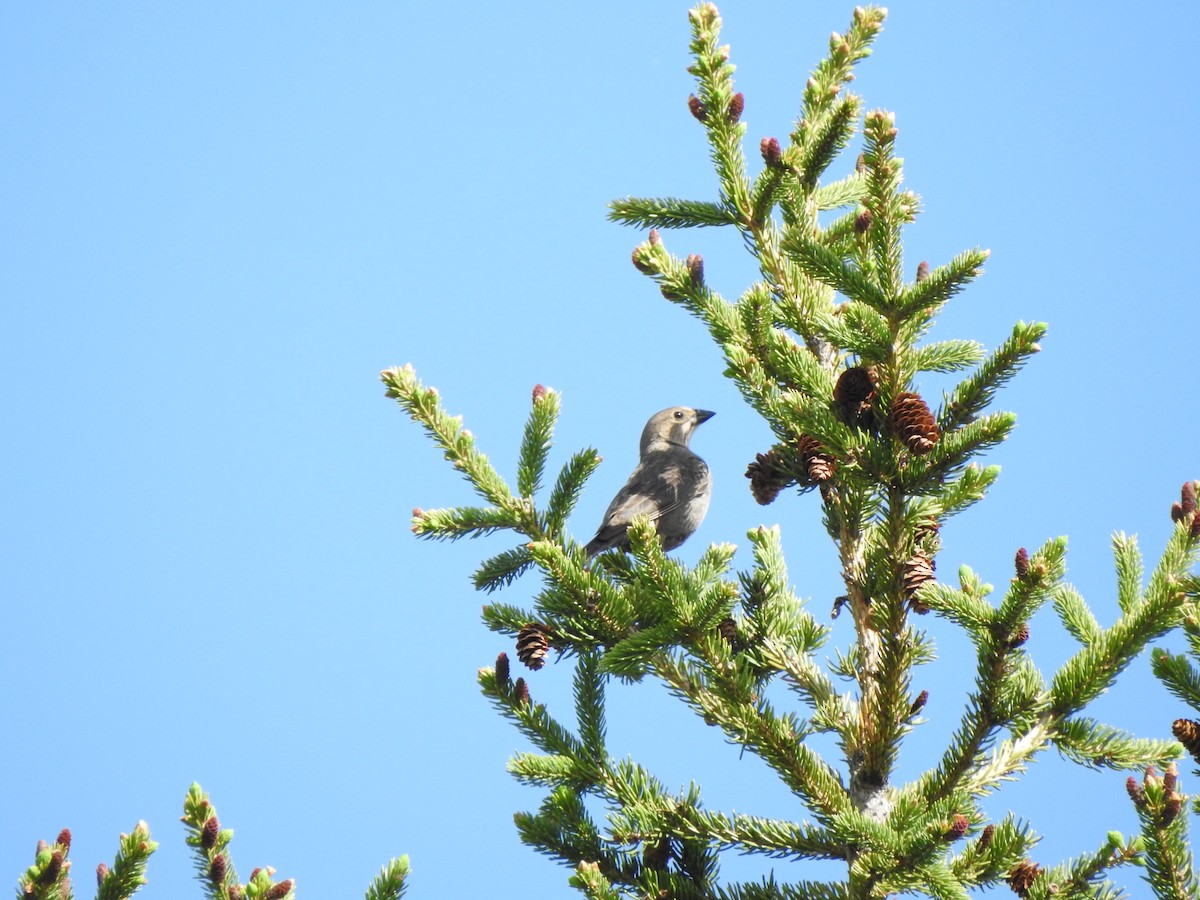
(585, 407), (714, 557)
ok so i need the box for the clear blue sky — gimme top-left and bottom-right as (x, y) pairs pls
(3, 3), (1197, 898)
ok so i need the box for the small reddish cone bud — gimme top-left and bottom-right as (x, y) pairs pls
(1172, 502), (1185, 523)
(230, 887), (245, 900)
(631, 246), (655, 274)
(201, 815), (220, 850)
(1014, 547), (1030, 579)
(1164, 762), (1178, 794)
(854, 209), (872, 233)
(944, 814), (969, 842)
(1191, 514), (1200, 542)
(250, 868), (264, 882)
(36, 840), (47, 855)
(410, 508), (425, 534)
(39, 850), (64, 884)
(532, 384), (547, 403)
(1008, 623), (1030, 649)
(55, 829), (71, 851)
(760, 136), (783, 168)
(1163, 793), (1183, 825)
(495, 652), (511, 690)
(686, 253), (705, 285)
(976, 823), (995, 852)
(855, 152), (867, 172)
(1127, 775), (1147, 807)
(648, 228), (661, 246)
(687, 93), (708, 122)
(265, 879), (295, 900)
(96, 863), (110, 886)
(1183, 481), (1198, 515)
(916, 260), (930, 282)
(514, 678), (531, 705)
(727, 92), (744, 123)
(209, 854), (228, 886)
(909, 690), (929, 716)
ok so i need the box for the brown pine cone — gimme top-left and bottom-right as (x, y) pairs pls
(833, 366), (876, 426)
(903, 552), (936, 613)
(745, 449), (795, 505)
(717, 617), (738, 644)
(516, 624), (553, 671)
(891, 392), (939, 455)
(1173, 718), (1200, 762)
(798, 435), (836, 483)
(1007, 860), (1041, 897)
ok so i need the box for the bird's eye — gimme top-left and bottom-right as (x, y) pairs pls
(674, 411), (685, 419)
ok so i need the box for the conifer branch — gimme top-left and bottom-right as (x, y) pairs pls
(363, 857), (411, 900)
(95, 822), (157, 900)
(608, 196), (740, 229)
(1128, 766), (1200, 900)
(942, 321), (1046, 432)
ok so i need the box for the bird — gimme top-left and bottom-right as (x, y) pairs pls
(584, 406), (714, 557)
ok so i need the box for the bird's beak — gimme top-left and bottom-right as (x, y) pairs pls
(694, 409), (715, 424)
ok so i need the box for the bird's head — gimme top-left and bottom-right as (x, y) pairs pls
(640, 406), (715, 454)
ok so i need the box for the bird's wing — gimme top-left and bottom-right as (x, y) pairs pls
(598, 457), (704, 527)
(586, 455), (709, 555)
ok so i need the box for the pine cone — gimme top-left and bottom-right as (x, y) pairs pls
(1014, 547), (1030, 579)
(976, 823), (995, 852)
(1183, 481), (1198, 516)
(903, 552), (936, 613)
(1126, 775), (1146, 808)
(1007, 623), (1030, 649)
(760, 136), (783, 168)
(745, 449), (794, 505)
(798, 435), (836, 482)
(513, 678), (531, 705)
(1173, 718), (1200, 762)
(909, 690), (929, 716)
(891, 392), (939, 455)
(1007, 860), (1041, 897)
(201, 816), (219, 850)
(726, 92), (744, 124)
(642, 836), (673, 870)
(717, 617), (738, 646)
(913, 518), (941, 553)
(834, 366), (876, 426)
(943, 814), (969, 842)
(494, 652), (511, 691)
(516, 624), (553, 670)
(1163, 792), (1183, 825)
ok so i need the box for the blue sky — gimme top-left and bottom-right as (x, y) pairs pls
(3, 3), (1198, 898)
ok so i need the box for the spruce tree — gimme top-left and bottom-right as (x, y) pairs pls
(382, 4), (1200, 899)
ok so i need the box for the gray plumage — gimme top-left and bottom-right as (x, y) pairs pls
(584, 406), (714, 557)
